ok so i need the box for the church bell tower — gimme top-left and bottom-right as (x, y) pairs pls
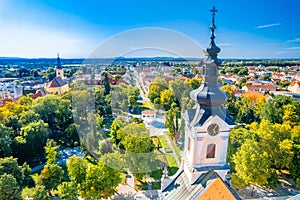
(182, 6), (235, 184)
(56, 53), (65, 80)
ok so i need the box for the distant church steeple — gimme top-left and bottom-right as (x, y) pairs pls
(56, 53), (65, 79)
(57, 53), (62, 69)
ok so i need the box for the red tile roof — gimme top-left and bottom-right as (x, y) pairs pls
(142, 110), (156, 115)
(47, 77), (67, 88)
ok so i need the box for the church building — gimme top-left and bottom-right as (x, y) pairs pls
(45, 53), (69, 95)
(161, 7), (241, 200)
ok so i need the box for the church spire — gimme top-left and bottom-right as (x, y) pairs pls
(57, 53), (62, 70)
(190, 6), (226, 108)
(206, 6), (221, 61)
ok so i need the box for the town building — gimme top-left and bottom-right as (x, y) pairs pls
(45, 53), (69, 95)
(161, 7), (240, 200)
(288, 81), (300, 94)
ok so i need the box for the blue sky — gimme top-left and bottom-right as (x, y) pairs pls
(0, 0), (299, 58)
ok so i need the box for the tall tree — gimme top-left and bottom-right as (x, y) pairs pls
(32, 95), (72, 131)
(169, 79), (185, 104)
(0, 157), (25, 186)
(40, 163), (63, 192)
(57, 182), (78, 200)
(232, 140), (273, 188)
(165, 102), (180, 141)
(66, 156), (87, 185)
(260, 95), (300, 124)
(0, 124), (12, 158)
(121, 123), (154, 153)
(148, 77), (168, 103)
(160, 89), (176, 111)
(0, 174), (21, 200)
(15, 120), (50, 160)
(103, 72), (111, 95)
(45, 139), (59, 164)
(80, 162), (121, 199)
(22, 185), (49, 200)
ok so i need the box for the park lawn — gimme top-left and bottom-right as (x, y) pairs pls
(142, 101), (152, 110)
(165, 154), (177, 168)
(165, 154), (179, 176)
(157, 136), (168, 148)
(171, 141), (182, 162)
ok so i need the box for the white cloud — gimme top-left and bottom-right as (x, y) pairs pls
(264, 43), (280, 46)
(256, 23), (281, 29)
(284, 47), (300, 50)
(286, 38), (300, 43)
(218, 43), (234, 46)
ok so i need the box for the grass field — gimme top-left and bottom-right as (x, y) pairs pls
(157, 136), (168, 148)
(171, 141), (182, 162)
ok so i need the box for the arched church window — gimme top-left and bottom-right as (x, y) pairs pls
(206, 144), (216, 159)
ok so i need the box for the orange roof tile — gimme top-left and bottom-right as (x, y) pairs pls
(243, 90), (269, 102)
(290, 81), (300, 87)
(198, 177), (237, 200)
(142, 110), (156, 115)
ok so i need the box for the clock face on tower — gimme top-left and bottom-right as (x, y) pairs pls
(207, 123), (220, 136)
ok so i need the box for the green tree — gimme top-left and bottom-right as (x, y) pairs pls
(95, 87), (112, 116)
(57, 182), (78, 200)
(260, 95), (300, 124)
(256, 121), (293, 169)
(165, 102), (180, 141)
(121, 123), (154, 153)
(40, 163), (63, 192)
(148, 77), (168, 103)
(18, 95), (33, 108)
(103, 72), (111, 95)
(61, 123), (80, 147)
(0, 157), (25, 186)
(236, 106), (255, 124)
(5, 115), (21, 136)
(227, 125), (255, 166)
(0, 124), (12, 158)
(232, 140), (274, 187)
(0, 174), (21, 200)
(237, 67), (248, 76)
(290, 126), (300, 184)
(72, 90), (94, 121)
(221, 85), (236, 102)
(283, 104), (300, 127)
(22, 185), (49, 200)
(32, 95), (72, 131)
(160, 89), (176, 111)
(169, 79), (185, 104)
(45, 139), (59, 164)
(15, 120), (50, 160)
(19, 110), (40, 125)
(184, 77), (201, 90)
(80, 162), (121, 199)
(110, 116), (128, 146)
(66, 156), (87, 185)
